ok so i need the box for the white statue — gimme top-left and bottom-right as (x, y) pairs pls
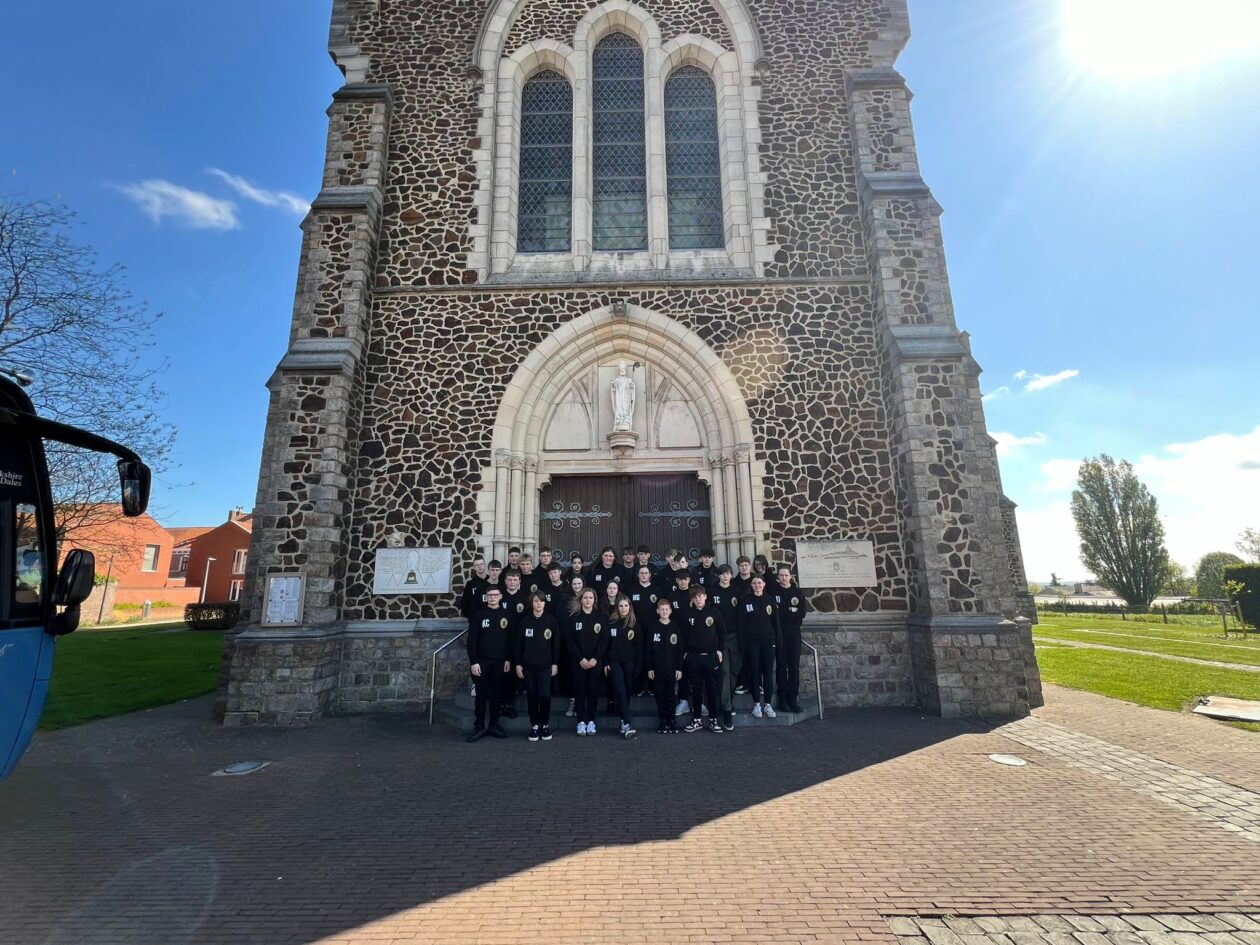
(611, 360), (636, 432)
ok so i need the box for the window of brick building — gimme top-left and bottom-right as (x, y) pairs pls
(592, 33), (647, 251)
(141, 544), (160, 573)
(665, 66), (724, 250)
(517, 70), (573, 253)
(232, 549), (247, 574)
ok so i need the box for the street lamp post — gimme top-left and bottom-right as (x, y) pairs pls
(200, 557), (217, 604)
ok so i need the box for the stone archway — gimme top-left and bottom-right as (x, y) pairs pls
(480, 304), (763, 564)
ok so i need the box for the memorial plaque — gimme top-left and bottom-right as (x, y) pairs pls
(796, 540), (877, 588)
(261, 574), (305, 627)
(373, 547), (454, 595)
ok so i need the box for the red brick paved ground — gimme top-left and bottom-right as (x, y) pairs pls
(1, 685), (1257, 944)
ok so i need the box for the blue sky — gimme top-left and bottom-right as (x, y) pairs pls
(3, 0), (1258, 581)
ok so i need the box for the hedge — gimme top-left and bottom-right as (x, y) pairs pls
(184, 602), (241, 630)
(1224, 563), (1260, 628)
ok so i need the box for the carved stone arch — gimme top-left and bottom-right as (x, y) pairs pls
(481, 304), (763, 563)
(473, 0), (764, 78)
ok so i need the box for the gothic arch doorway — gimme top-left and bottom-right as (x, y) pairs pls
(480, 303), (763, 564)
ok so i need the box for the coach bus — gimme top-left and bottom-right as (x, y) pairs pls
(0, 369), (151, 780)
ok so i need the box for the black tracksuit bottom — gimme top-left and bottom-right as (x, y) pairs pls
(572, 659), (602, 725)
(745, 638), (775, 705)
(685, 651), (720, 718)
(473, 662), (509, 730)
(607, 659), (636, 725)
(652, 667), (677, 726)
(776, 629), (802, 706)
(522, 665), (552, 726)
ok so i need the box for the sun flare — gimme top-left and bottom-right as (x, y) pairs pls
(1062, 0), (1260, 80)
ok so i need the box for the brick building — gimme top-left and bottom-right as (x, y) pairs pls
(173, 511), (253, 604)
(223, 0), (1041, 726)
(61, 509), (199, 607)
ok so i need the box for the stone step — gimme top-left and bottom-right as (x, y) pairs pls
(434, 692), (815, 734)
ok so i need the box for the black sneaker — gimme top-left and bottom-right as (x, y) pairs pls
(684, 719), (704, 733)
(541, 725), (552, 741)
(528, 725), (540, 742)
(722, 711), (734, 732)
(657, 724), (668, 735)
(466, 726), (485, 743)
(488, 725), (509, 739)
(708, 719), (723, 734)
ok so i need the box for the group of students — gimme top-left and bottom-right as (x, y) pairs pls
(460, 544), (811, 741)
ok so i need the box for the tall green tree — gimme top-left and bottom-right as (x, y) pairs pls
(1161, 561), (1193, 597)
(1195, 551), (1244, 600)
(1070, 455), (1169, 611)
(1237, 527), (1260, 563)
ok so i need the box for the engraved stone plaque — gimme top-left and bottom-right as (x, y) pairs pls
(796, 540), (877, 588)
(373, 547), (453, 595)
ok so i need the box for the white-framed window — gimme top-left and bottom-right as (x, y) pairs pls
(232, 549), (248, 574)
(228, 579), (243, 602)
(171, 549), (189, 576)
(141, 544), (160, 573)
(472, 1), (770, 280)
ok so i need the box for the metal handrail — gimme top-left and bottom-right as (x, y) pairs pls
(800, 638), (824, 721)
(428, 629), (467, 725)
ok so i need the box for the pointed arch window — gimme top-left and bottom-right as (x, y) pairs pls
(592, 33), (647, 251)
(664, 66), (723, 250)
(518, 70), (573, 253)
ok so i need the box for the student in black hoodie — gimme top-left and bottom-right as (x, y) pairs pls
(617, 547), (639, 589)
(542, 562), (568, 617)
(681, 585), (726, 734)
(669, 569), (695, 717)
(710, 564), (741, 731)
(627, 565), (660, 696)
(691, 548), (718, 591)
(459, 554), (490, 619)
(514, 593), (559, 741)
(588, 546), (621, 597)
(772, 564), (811, 713)
(566, 588), (607, 736)
(466, 586), (513, 742)
(646, 597), (683, 733)
(498, 570), (528, 718)
(603, 595), (640, 739)
(740, 574), (780, 719)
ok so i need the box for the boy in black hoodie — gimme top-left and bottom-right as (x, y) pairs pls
(466, 587), (513, 742)
(515, 593), (559, 741)
(646, 597), (684, 734)
(681, 585), (726, 734)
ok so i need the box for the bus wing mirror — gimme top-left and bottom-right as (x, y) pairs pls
(118, 460), (151, 517)
(53, 548), (96, 609)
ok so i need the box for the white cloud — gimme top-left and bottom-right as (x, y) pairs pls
(1013, 370), (1028, 380)
(1023, 369), (1080, 392)
(991, 431), (1048, 457)
(207, 168), (308, 215)
(1017, 425), (1260, 581)
(116, 180), (239, 230)
(1038, 458), (1082, 494)
(982, 385), (1010, 402)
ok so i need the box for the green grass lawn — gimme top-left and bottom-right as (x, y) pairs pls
(1034, 643), (1260, 732)
(1036, 613), (1241, 634)
(1032, 625), (1260, 667)
(40, 626), (224, 731)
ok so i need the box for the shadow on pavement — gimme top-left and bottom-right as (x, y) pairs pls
(0, 696), (995, 945)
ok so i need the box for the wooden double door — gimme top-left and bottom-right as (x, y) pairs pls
(539, 474), (712, 567)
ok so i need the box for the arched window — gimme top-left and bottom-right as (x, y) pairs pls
(664, 66), (723, 250)
(592, 33), (647, 252)
(518, 70), (573, 253)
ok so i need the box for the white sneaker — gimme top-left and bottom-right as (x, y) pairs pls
(676, 699), (691, 716)
(577, 721), (587, 736)
(752, 703), (763, 719)
(619, 721), (629, 735)
(588, 722), (597, 735)
(764, 703), (777, 718)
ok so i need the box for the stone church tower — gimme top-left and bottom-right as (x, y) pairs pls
(221, 0), (1042, 725)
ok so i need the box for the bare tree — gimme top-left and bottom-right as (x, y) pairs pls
(1238, 528), (1260, 564)
(0, 196), (174, 558)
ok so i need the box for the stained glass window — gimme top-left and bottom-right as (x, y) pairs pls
(665, 66), (724, 250)
(518, 70), (573, 253)
(592, 33), (647, 252)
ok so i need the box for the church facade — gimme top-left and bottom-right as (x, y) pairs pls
(220, 0), (1042, 725)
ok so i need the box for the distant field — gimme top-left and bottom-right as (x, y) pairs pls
(40, 626), (224, 730)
